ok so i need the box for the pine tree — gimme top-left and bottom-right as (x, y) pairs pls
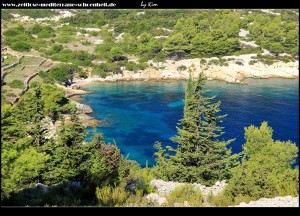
(154, 72), (239, 186)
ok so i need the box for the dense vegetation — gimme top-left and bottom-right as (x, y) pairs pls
(210, 122), (299, 206)
(153, 73), (239, 185)
(1, 83), (152, 206)
(2, 9), (298, 72)
(1, 9), (299, 207)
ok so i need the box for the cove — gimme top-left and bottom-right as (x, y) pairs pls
(81, 78), (299, 167)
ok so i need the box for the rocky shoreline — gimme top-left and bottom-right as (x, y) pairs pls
(145, 179), (299, 207)
(68, 54), (298, 130)
(71, 54), (299, 87)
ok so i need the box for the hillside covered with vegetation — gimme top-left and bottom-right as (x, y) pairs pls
(1, 9), (299, 207)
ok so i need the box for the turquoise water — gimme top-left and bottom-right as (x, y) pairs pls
(81, 78), (299, 167)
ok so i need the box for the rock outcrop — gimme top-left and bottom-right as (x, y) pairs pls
(71, 101), (93, 114)
(73, 54), (298, 86)
(146, 179), (227, 206)
(233, 196), (299, 207)
(145, 179), (299, 207)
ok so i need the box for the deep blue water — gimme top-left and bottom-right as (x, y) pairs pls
(81, 78), (299, 167)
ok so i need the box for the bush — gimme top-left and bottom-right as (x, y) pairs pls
(177, 65), (187, 71)
(153, 51), (166, 62)
(55, 36), (72, 43)
(224, 122), (299, 201)
(81, 40), (92, 46)
(235, 61), (244, 65)
(78, 71), (88, 79)
(92, 63), (111, 78)
(208, 59), (220, 66)
(5, 92), (16, 97)
(89, 31), (99, 37)
(200, 59), (207, 65)
(96, 185), (130, 207)
(7, 80), (23, 89)
(125, 61), (146, 72)
(166, 184), (203, 207)
(10, 42), (31, 52)
(126, 164), (156, 197)
(209, 192), (234, 207)
(248, 60), (258, 65)
(4, 29), (20, 37)
(38, 30), (54, 39)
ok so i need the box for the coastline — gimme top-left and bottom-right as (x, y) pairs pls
(68, 54), (299, 128)
(72, 54), (299, 88)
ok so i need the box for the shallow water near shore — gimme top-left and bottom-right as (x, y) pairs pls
(81, 78), (299, 167)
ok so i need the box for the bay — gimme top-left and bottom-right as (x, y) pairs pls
(81, 78), (299, 167)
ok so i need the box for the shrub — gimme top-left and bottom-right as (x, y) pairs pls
(96, 185), (130, 207)
(200, 59), (207, 65)
(81, 40), (92, 46)
(225, 122), (299, 201)
(4, 29), (20, 37)
(78, 71), (88, 79)
(235, 61), (244, 65)
(55, 37), (72, 43)
(153, 51), (166, 62)
(166, 184), (203, 207)
(37, 30), (54, 38)
(7, 80), (23, 89)
(11, 42), (31, 52)
(5, 92), (16, 97)
(89, 31), (99, 37)
(126, 163), (156, 197)
(208, 59), (220, 66)
(249, 60), (258, 65)
(125, 61), (146, 72)
(177, 65), (187, 71)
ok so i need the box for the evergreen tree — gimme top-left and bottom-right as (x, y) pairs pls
(154, 72), (239, 186)
(224, 122), (299, 200)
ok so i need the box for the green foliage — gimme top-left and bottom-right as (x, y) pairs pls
(166, 184), (203, 207)
(3, 9), (59, 19)
(96, 185), (130, 206)
(248, 13), (298, 55)
(81, 40), (92, 46)
(126, 163), (156, 196)
(153, 51), (166, 62)
(251, 54), (295, 66)
(91, 62), (122, 77)
(79, 132), (131, 189)
(78, 71), (88, 79)
(11, 41), (31, 52)
(38, 70), (54, 84)
(153, 72), (239, 186)
(200, 59), (207, 65)
(50, 50), (94, 66)
(224, 122), (299, 201)
(3, 25), (25, 37)
(1, 10), (13, 20)
(248, 60), (258, 65)
(209, 192), (235, 207)
(48, 64), (81, 85)
(124, 61), (146, 72)
(269, 42), (284, 56)
(177, 65), (187, 71)
(7, 80), (23, 89)
(55, 36), (72, 43)
(1, 145), (50, 200)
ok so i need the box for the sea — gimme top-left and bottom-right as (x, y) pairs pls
(81, 78), (299, 167)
